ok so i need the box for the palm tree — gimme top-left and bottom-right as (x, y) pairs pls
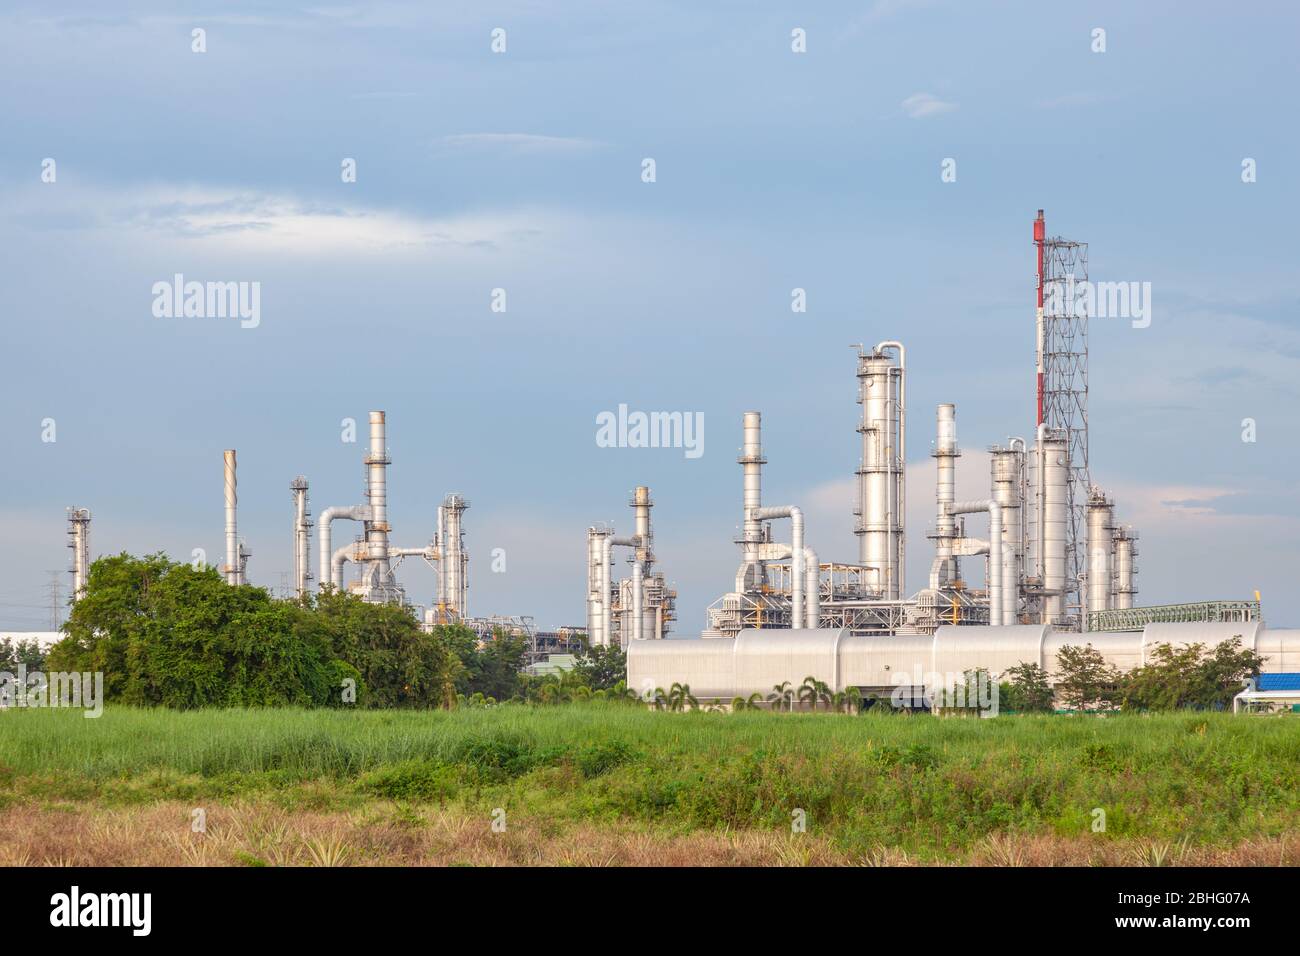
(682, 684), (699, 711)
(770, 681), (794, 712)
(731, 696), (747, 712)
(798, 676), (820, 711)
(841, 686), (861, 715)
(668, 682), (689, 712)
(815, 679), (834, 711)
(746, 692), (765, 711)
(652, 687), (669, 711)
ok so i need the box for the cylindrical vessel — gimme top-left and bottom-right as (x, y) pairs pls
(932, 404), (959, 587)
(291, 477), (310, 598)
(1086, 490), (1114, 621)
(441, 494), (468, 620)
(1042, 433), (1069, 623)
(738, 412), (765, 583)
(223, 449), (240, 585)
(990, 446), (1023, 624)
(364, 413), (390, 585)
(1113, 528), (1138, 610)
(857, 351), (903, 598)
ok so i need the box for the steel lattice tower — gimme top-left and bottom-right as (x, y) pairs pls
(1034, 210), (1089, 626)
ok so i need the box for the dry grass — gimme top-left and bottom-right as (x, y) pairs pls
(0, 800), (1294, 867)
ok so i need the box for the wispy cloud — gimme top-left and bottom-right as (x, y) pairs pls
(901, 92), (957, 118)
(435, 133), (605, 155)
(2, 182), (549, 257)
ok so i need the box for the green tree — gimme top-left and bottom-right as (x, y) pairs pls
(1054, 644), (1120, 712)
(573, 644), (627, 691)
(1001, 662), (1055, 713)
(49, 554), (350, 708)
(769, 681), (794, 712)
(1117, 638), (1264, 711)
(0, 636), (46, 673)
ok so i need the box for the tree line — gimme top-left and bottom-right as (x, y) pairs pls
(43, 553), (631, 710)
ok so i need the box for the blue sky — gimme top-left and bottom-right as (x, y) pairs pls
(2, 1), (1298, 631)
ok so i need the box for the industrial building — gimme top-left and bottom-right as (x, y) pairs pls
(58, 409), (548, 639)
(616, 211), (1299, 696)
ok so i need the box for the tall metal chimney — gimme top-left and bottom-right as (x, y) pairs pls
(223, 449), (242, 585)
(291, 476), (311, 599)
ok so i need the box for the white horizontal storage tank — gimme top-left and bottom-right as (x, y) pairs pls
(626, 621), (1300, 703)
(627, 635), (738, 700)
(1257, 628), (1300, 672)
(838, 632), (934, 689)
(932, 625), (1052, 676)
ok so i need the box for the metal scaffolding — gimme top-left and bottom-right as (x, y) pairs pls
(1087, 600), (1261, 633)
(1037, 211), (1090, 628)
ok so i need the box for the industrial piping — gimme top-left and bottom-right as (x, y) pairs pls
(318, 504), (371, 590)
(803, 546), (819, 628)
(752, 505), (805, 628)
(948, 500), (1003, 626)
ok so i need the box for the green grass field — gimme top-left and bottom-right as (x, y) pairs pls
(1, 704), (1297, 865)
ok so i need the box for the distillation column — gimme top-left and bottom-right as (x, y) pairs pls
(929, 403), (960, 588)
(362, 411), (394, 598)
(1112, 526), (1139, 610)
(856, 342), (905, 599)
(66, 507), (91, 603)
(1027, 428), (1069, 624)
(736, 411), (767, 592)
(440, 494), (469, 621)
(291, 477), (312, 599)
(1086, 489), (1115, 624)
(990, 443), (1025, 625)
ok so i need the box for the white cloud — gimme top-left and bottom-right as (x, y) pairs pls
(2, 182), (552, 258)
(901, 92), (957, 118)
(435, 133), (605, 154)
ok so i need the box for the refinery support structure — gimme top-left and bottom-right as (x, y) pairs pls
(619, 211), (1150, 641)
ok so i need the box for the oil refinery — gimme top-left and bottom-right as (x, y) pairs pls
(605, 211), (1300, 698)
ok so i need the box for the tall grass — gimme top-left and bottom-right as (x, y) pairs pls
(1, 705), (1296, 855)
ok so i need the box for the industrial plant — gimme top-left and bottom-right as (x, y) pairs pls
(58, 409), (583, 657)
(614, 211), (1300, 700)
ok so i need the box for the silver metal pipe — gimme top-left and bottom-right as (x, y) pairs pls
(753, 505), (804, 628)
(632, 558), (644, 644)
(318, 504), (370, 591)
(803, 546), (819, 628)
(601, 534), (639, 646)
(223, 450), (240, 585)
(948, 499), (1002, 626)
